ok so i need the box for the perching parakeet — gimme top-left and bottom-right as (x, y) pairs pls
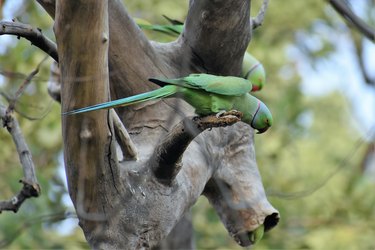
(63, 74), (273, 134)
(241, 52), (266, 91)
(135, 16), (266, 92)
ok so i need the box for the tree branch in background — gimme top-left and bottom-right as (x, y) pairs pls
(0, 20), (58, 62)
(251, 0), (270, 30)
(0, 210), (76, 247)
(351, 32), (375, 86)
(0, 106), (41, 213)
(0, 58), (48, 213)
(0, 91), (52, 121)
(150, 111), (243, 185)
(329, 0), (375, 41)
(5, 57), (48, 115)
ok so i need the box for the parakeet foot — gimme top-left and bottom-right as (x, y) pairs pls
(216, 110), (243, 120)
(216, 110), (227, 118)
(194, 110), (243, 130)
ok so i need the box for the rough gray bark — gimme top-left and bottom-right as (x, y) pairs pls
(39, 0), (279, 248)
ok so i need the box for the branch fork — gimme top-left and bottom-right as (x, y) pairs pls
(151, 111), (243, 185)
(0, 107), (41, 213)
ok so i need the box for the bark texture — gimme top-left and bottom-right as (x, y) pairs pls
(39, 0), (280, 248)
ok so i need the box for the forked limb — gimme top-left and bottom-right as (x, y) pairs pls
(150, 111), (243, 185)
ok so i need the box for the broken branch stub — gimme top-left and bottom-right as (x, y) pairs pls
(150, 112), (243, 185)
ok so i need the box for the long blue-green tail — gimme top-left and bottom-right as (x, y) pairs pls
(63, 85), (178, 115)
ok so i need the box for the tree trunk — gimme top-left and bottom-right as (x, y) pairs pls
(40, 0), (279, 248)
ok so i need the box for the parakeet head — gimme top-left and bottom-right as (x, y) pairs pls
(251, 100), (273, 134)
(241, 52), (266, 92)
(247, 63), (265, 92)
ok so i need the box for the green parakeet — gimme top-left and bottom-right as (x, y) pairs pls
(63, 74), (273, 133)
(135, 16), (266, 92)
(241, 52), (266, 91)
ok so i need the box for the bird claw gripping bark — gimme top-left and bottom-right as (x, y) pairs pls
(195, 110), (243, 130)
(216, 110), (243, 119)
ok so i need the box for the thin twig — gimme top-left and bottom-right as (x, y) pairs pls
(0, 106), (41, 213)
(251, 0), (270, 30)
(5, 56), (48, 116)
(110, 109), (138, 161)
(351, 30), (375, 86)
(0, 210), (76, 247)
(0, 20), (58, 61)
(329, 0), (375, 41)
(1, 92), (53, 120)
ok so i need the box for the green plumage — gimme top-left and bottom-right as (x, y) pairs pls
(63, 74), (273, 133)
(241, 53), (266, 91)
(249, 224), (265, 244)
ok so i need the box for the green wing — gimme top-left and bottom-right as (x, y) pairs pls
(149, 74), (252, 96)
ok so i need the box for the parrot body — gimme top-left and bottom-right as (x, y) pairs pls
(64, 74), (272, 133)
(135, 17), (266, 91)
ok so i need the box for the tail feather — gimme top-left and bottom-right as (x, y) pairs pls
(63, 85), (177, 115)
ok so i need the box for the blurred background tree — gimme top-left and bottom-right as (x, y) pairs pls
(0, 0), (374, 249)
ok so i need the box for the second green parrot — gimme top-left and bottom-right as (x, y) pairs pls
(64, 74), (273, 133)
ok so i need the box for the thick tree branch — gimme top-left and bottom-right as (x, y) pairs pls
(0, 21), (58, 62)
(182, 0), (251, 75)
(55, 0), (120, 237)
(0, 106), (41, 213)
(150, 111), (243, 185)
(329, 0), (375, 41)
(251, 0), (270, 30)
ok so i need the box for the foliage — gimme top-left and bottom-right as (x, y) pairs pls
(0, 0), (374, 249)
